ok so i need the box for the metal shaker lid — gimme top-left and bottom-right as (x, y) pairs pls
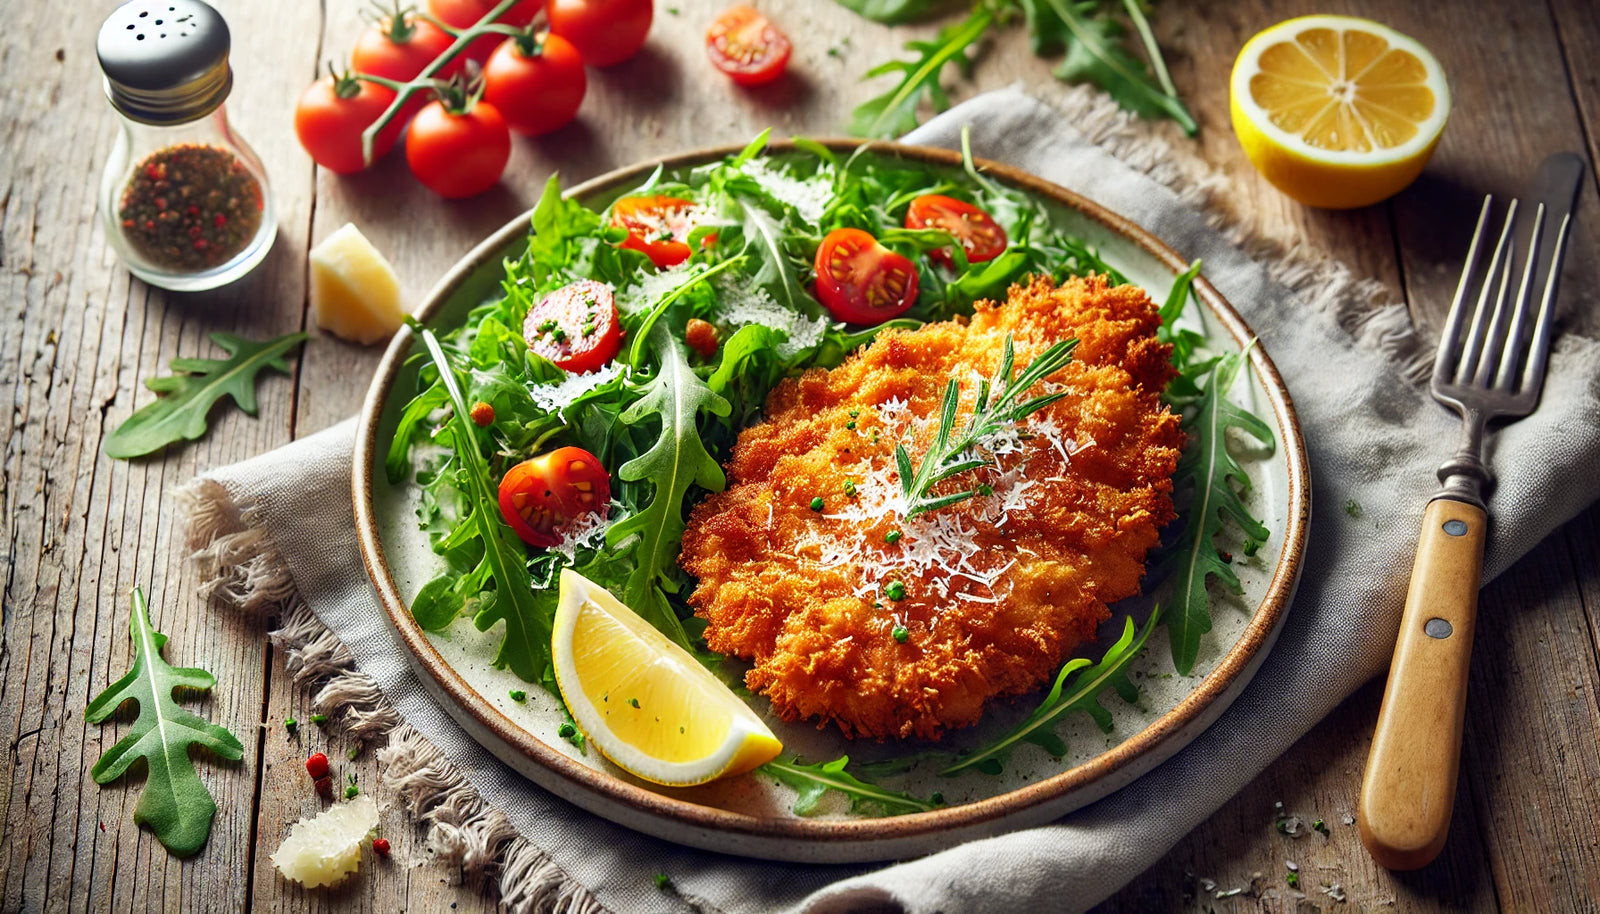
(97, 0), (232, 125)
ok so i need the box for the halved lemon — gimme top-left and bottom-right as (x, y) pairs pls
(1230, 15), (1450, 209)
(551, 569), (781, 786)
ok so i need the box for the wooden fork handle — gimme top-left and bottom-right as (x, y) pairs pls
(1359, 497), (1486, 870)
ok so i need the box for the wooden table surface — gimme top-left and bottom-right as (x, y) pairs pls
(3, 0), (1598, 911)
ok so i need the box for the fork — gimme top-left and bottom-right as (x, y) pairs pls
(1358, 152), (1585, 871)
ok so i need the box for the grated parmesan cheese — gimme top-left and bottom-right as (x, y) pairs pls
(551, 509), (616, 564)
(713, 281), (827, 359)
(741, 158), (835, 224)
(528, 362), (626, 416)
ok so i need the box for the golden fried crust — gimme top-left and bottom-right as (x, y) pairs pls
(679, 275), (1183, 741)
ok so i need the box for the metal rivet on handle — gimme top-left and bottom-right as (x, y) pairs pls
(1443, 519), (1469, 536)
(1425, 618), (1454, 639)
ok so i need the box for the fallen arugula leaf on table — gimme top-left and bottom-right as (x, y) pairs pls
(763, 755), (939, 816)
(103, 331), (307, 459)
(941, 608), (1158, 776)
(843, 0), (1195, 138)
(86, 587), (244, 858)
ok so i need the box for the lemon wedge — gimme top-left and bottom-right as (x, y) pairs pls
(1230, 15), (1450, 208)
(551, 569), (781, 786)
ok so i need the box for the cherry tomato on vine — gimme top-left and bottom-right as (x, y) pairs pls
(483, 32), (587, 136)
(705, 5), (791, 87)
(351, 6), (458, 83)
(405, 97), (511, 198)
(904, 194), (1008, 267)
(293, 71), (403, 174)
(427, 0), (544, 67)
(813, 228), (919, 324)
(547, 0), (652, 67)
(521, 279), (622, 373)
(498, 447), (611, 548)
(609, 195), (713, 268)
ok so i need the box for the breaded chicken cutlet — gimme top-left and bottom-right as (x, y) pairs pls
(679, 275), (1184, 741)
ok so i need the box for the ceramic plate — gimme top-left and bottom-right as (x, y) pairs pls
(354, 140), (1310, 864)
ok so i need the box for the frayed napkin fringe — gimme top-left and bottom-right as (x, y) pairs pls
(178, 479), (610, 914)
(177, 84), (1442, 914)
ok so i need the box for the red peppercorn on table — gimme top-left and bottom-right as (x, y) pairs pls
(1, 1), (1598, 911)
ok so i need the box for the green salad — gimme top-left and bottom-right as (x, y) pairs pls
(386, 131), (1271, 811)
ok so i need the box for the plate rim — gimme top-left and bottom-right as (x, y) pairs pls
(352, 138), (1312, 854)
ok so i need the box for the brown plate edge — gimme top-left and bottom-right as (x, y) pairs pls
(352, 138), (1313, 852)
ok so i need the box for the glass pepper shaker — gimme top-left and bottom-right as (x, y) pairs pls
(96, 0), (276, 291)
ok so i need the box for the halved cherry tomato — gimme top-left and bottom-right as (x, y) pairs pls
(610, 195), (710, 268)
(522, 279), (622, 373)
(904, 194), (1008, 267)
(483, 32), (587, 136)
(706, 5), (791, 87)
(547, 0), (652, 67)
(293, 71), (403, 174)
(813, 228), (919, 324)
(498, 446), (611, 548)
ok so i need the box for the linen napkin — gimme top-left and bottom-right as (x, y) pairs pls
(184, 87), (1600, 914)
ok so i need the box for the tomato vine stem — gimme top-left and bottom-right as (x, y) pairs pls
(358, 0), (521, 165)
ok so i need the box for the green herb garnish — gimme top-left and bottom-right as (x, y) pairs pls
(284, 717), (298, 734)
(86, 587), (244, 857)
(894, 335), (1076, 517)
(309, 713), (328, 724)
(510, 689), (527, 702)
(104, 331), (308, 459)
(942, 607), (1157, 776)
(762, 756), (937, 816)
(843, 0), (1195, 138)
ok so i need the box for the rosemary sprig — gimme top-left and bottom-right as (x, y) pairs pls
(895, 334), (1078, 517)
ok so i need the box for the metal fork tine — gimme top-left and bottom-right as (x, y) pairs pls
(1521, 207), (1574, 399)
(1472, 238), (1519, 388)
(1493, 203), (1546, 391)
(1433, 196), (1494, 385)
(1455, 199), (1519, 385)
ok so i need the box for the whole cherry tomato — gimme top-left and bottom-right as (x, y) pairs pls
(498, 446), (611, 548)
(610, 195), (710, 268)
(405, 97), (512, 198)
(813, 228), (919, 324)
(351, 5), (459, 83)
(427, 0), (544, 67)
(547, 0), (652, 67)
(293, 70), (403, 174)
(705, 5), (791, 86)
(483, 32), (587, 136)
(904, 194), (1008, 267)
(522, 279), (622, 373)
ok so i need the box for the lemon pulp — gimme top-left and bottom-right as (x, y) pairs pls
(1230, 15), (1450, 208)
(552, 569), (781, 785)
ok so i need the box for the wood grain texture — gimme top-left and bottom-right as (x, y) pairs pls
(0, 0), (1596, 911)
(1360, 499), (1485, 871)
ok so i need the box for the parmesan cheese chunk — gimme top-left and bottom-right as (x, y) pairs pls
(309, 223), (404, 344)
(270, 795), (379, 888)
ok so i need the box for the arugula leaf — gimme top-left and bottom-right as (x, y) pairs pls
(849, 5), (994, 139)
(86, 588), (244, 857)
(606, 328), (731, 649)
(420, 329), (557, 686)
(941, 608), (1157, 776)
(1040, 0), (1196, 134)
(104, 331), (307, 459)
(832, 0), (959, 23)
(1160, 348), (1273, 674)
(762, 756), (938, 816)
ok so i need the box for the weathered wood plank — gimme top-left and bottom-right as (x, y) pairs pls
(0, 0), (318, 911)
